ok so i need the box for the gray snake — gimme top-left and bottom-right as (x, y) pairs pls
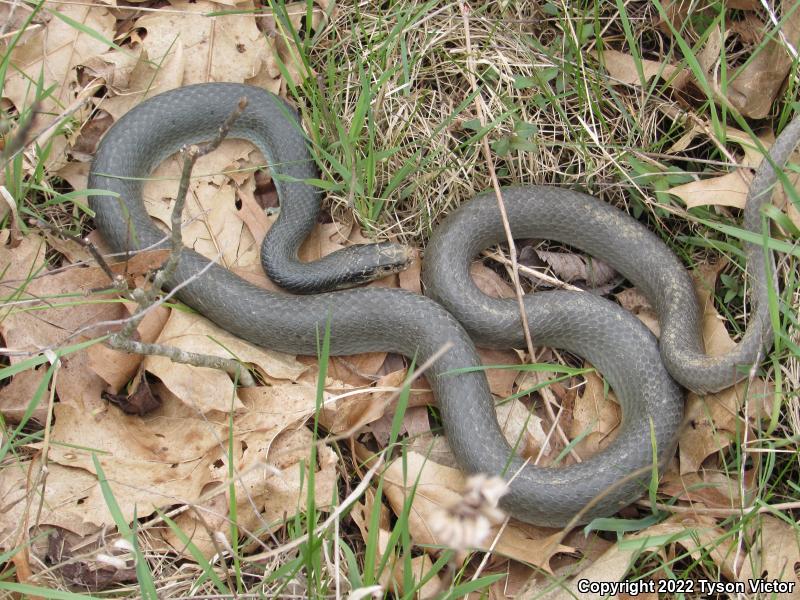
(88, 83), (798, 527)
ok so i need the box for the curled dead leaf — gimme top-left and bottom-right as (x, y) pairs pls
(615, 288), (660, 336)
(3, 4), (115, 171)
(679, 378), (773, 475)
(496, 399), (549, 460)
(535, 250), (618, 288)
(727, 1), (800, 118)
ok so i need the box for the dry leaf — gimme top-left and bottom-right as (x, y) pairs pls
(0, 459), (104, 546)
(104, 375), (163, 416)
(408, 433), (460, 469)
(659, 469), (749, 509)
(93, 47), (185, 123)
(144, 309), (307, 413)
(666, 126), (782, 210)
(698, 24), (724, 76)
(0, 246), (129, 413)
(43, 233), (93, 264)
(323, 352), (388, 387)
(535, 250), (618, 288)
(746, 516), (800, 598)
(3, 4), (115, 147)
(496, 399), (549, 460)
(470, 261), (515, 299)
(668, 170), (753, 210)
(0, 378), (325, 548)
(319, 368), (432, 435)
(725, 128), (776, 168)
(141, 140), (264, 274)
(521, 534), (639, 600)
(368, 405), (430, 447)
(675, 261), (774, 473)
(350, 489), (442, 599)
(477, 347), (522, 397)
(298, 220), (354, 263)
(0, 232), (47, 287)
(615, 288), (660, 336)
(165, 426), (338, 559)
(88, 305), (170, 391)
(0, 366), (50, 425)
(129, 0), (269, 89)
(728, 0), (800, 118)
(599, 50), (687, 88)
(679, 378), (773, 474)
(569, 371), (621, 459)
(398, 247), (423, 294)
(525, 517), (735, 600)
(79, 50), (141, 92)
(772, 146), (800, 230)
(678, 392), (736, 474)
(237, 184), (272, 242)
(693, 261), (737, 356)
(475, 561), (540, 600)
(0, 2), (39, 38)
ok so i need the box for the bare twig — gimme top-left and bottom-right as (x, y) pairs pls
(636, 499), (800, 517)
(118, 96), (249, 337)
(1, 99), (40, 169)
(115, 338), (256, 383)
(104, 97), (255, 385)
(0, 250), (222, 360)
(482, 249), (584, 292)
(28, 218), (119, 284)
(95, 95), (255, 386)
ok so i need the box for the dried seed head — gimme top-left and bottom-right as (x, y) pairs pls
(430, 474), (509, 551)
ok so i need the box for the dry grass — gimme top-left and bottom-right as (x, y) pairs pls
(304, 3), (678, 242)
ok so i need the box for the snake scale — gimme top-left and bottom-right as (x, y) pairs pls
(89, 83), (799, 527)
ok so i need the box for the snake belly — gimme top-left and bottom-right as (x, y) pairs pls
(88, 82), (791, 527)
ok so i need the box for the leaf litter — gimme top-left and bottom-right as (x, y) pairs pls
(1, 0), (799, 596)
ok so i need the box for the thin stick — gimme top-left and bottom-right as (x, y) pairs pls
(482, 249), (584, 292)
(459, 1), (579, 462)
(0, 100), (40, 167)
(28, 218), (119, 284)
(636, 499), (800, 517)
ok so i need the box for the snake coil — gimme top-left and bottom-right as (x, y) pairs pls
(89, 83), (798, 526)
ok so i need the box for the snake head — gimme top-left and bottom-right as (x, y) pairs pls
(331, 241), (414, 289)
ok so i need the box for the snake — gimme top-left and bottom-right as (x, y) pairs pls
(88, 83), (798, 527)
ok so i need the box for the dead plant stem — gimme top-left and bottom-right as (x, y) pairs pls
(458, 0), (579, 462)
